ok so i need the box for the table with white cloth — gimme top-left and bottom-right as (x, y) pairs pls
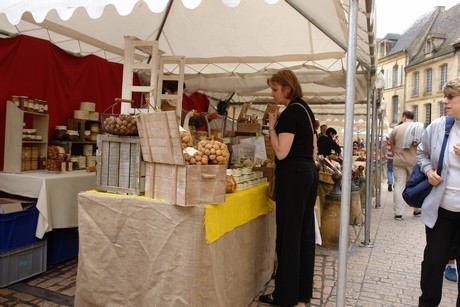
(75, 184), (276, 307)
(0, 170), (96, 238)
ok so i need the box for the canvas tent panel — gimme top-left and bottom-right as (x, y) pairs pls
(0, 0), (376, 103)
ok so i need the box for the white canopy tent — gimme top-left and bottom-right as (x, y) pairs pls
(0, 0), (376, 104)
(0, 1), (378, 305)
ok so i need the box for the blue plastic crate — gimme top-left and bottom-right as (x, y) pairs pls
(46, 228), (79, 265)
(0, 206), (40, 252)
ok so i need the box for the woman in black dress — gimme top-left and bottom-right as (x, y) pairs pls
(259, 70), (319, 306)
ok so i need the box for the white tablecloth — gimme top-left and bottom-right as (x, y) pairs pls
(0, 171), (96, 238)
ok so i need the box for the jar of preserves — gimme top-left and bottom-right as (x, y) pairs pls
(65, 130), (79, 142)
(53, 126), (67, 140)
(11, 96), (21, 107)
(27, 98), (35, 111)
(33, 99), (40, 112)
(38, 156), (47, 170)
(70, 157), (79, 170)
(42, 100), (48, 113)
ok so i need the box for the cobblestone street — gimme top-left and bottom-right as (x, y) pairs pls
(1, 183), (458, 306)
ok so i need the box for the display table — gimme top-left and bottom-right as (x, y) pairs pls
(75, 186), (276, 307)
(0, 170), (96, 238)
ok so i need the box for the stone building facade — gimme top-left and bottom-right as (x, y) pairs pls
(377, 4), (460, 127)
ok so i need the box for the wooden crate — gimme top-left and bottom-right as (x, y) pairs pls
(68, 118), (100, 142)
(137, 111), (226, 206)
(96, 134), (145, 195)
(236, 102), (261, 132)
(237, 122), (260, 132)
(144, 163), (226, 206)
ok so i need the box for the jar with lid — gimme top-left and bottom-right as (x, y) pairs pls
(18, 96), (28, 110)
(33, 99), (40, 112)
(70, 157), (79, 170)
(53, 126), (67, 140)
(38, 156), (47, 170)
(27, 98), (35, 112)
(65, 130), (79, 142)
(11, 96), (21, 107)
(84, 130), (92, 141)
(37, 100), (45, 113)
(42, 100), (48, 113)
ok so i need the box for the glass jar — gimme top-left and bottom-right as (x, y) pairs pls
(65, 130), (79, 142)
(11, 96), (21, 107)
(53, 126), (67, 140)
(70, 156), (79, 170)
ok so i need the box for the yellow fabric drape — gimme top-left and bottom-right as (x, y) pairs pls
(204, 183), (275, 243)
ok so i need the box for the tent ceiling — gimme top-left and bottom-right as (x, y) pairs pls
(0, 0), (376, 103)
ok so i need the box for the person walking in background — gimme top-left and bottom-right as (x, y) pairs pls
(318, 124), (327, 139)
(162, 80), (221, 131)
(259, 69), (318, 307)
(317, 127), (342, 157)
(417, 78), (460, 306)
(382, 135), (394, 191)
(389, 110), (423, 220)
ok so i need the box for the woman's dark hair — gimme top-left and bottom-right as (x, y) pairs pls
(326, 127), (337, 136)
(162, 80), (186, 94)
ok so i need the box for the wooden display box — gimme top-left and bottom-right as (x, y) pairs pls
(137, 111), (226, 206)
(68, 118), (100, 142)
(262, 104), (279, 125)
(236, 102), (261, 133)
(237, 122), (261, 132)
(96, 134), (145, 195)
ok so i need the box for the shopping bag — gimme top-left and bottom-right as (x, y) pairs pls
(402, 164), (432, 208)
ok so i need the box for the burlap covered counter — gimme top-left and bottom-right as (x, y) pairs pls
(75, 187), (276, 307)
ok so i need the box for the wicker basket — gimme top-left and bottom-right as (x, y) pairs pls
(101, 99), (139, 136)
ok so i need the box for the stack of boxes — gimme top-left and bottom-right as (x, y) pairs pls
(21, 146), (39, 171)
(0, 199), (46, 288)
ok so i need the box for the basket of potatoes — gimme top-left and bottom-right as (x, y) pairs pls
(183, 139), (229, 165)
(101, 98), (140, 136)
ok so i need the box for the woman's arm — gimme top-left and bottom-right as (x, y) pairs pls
(270, 132), (294, 160)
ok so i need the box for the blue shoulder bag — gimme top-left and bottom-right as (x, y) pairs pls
(403, 116), (455, 208)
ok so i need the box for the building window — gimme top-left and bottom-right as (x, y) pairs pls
(392, 95), (399, 123)
(439, 101), (445, 116)
(424, 103), (432, 127)
(379, 41), (387, 58)
(393, 64), (402, 87)
(413, 72), (419, 96)
(425, 39), (433, 54)
(386, 67), (393, 89)
(425, 68), (432, 94)
(440, 64), (448, 91)
(413, 105), (419, 122)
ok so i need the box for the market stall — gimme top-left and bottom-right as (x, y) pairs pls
(0, 1), (378, 304)
(75, 187), (275, 306)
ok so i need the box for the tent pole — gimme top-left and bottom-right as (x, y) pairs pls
(336, 0), (359, 305)
(362, 75), (374, 247)
(155, 0), (174, 41)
